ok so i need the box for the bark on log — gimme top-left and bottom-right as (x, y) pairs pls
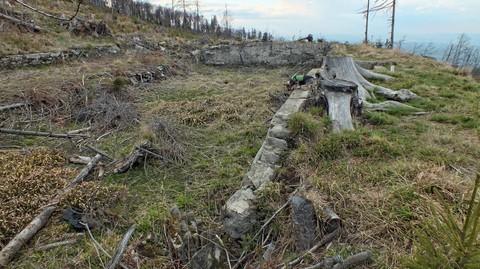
(106, 225), (136, 269)
(0, 12), (42, 32)
(0, 102), (27, 112)
(0, 128), (89, 138)
(0, 154), (102, 266)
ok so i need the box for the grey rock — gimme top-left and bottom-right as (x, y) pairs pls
(190, 244), (223, 269)
(200, 42), (329, 66)
(290, 195), (318, 251)
(289, 89), (311, 99)
(268, 125), (290, 139)
(244, 161), (276, 189)
(0, 45), (120, 69)
(224, 188), (257, 239)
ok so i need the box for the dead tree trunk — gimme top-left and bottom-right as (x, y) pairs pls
(0, 154), (102, 267)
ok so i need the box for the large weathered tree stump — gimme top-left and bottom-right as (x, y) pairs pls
(320, 79), (359, 132)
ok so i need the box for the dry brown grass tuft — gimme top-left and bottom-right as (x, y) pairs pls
(151, 98), (242, 126)
(0, 149), (75, 245)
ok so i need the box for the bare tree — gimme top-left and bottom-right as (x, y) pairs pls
(363, 0), (370, 44)
(361, 0), (396, 49)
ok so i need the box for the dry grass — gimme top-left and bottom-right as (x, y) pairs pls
(0, 149), (75, 245)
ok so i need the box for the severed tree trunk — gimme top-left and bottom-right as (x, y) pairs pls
(0, 154), (102, 267)
(320, 79), (358, 132)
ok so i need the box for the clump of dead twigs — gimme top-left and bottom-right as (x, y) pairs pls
(141, 118), (187, 164)
(73, 88), (138, 132)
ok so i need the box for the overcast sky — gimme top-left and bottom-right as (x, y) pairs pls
(148, 0), (480, 45)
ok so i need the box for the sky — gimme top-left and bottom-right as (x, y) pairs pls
(148, 0), (480, 46)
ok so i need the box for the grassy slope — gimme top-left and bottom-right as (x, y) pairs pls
(6, 64), (292, 268)
(2, 3), (479, 266)
(284, 45), (480, 268)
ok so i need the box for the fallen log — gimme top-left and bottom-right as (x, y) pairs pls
(106, 225), (136, 269)
(0, 154), (102, 267)
(0, 102), (27, 112)
(0, 128), (89, 139)
(0, 12), (42, 32)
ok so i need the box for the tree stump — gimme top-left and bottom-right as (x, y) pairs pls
(320, 79), (359, 132)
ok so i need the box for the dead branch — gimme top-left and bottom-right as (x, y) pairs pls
(34, 238), (80, 251)
(304, 256), (342, 269)
(0, 128), (89, 139)
(0, 11), (42, 31)
(284, 227), (342, 268)
(0, 154), (102, 267)
(69, 155), (92, 165)
(86, 144), (113, 161)
(67, 127), (91, 134)
(0, 102), (27, 112)
(12, 0), (82, 21)
(106, 225), (136, 269)
(332, 251), (372, 269)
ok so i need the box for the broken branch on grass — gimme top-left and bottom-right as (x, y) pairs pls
(0, 12), (42, 31)
(34, 238), (80, 252)
(332, 251), (372, 269)
(0, 154), (102, 267)
(86, 144), (113, 161)
(68, 126), (91, 135)
(233, 189), (299, 269)
(0, 128), (89, 139)
(0, 102), (27, 112)
(106, 225), (136, 269)
(285, 227), (342, 268)
(12, 0), (83, 21)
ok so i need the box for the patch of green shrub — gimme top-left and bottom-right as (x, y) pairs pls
(430, 114), (479, 129)
(404, 175), (480, 269)
(365, 112), (399, 125)
(288, 112), (322, 139)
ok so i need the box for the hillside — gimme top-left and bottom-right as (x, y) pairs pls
(1, 1), (480, 269)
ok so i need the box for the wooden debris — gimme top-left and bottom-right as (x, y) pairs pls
(285, 227), (342, 268)
(0, 128), (89, 139)
(85, 144), (113, 161)
(0, 154), (102, 267)
(0, 12), (42, 32)
(332, 251), (372, 269)
(34, 238), (80, 252)
(106, 225), (136, 269)
(0, 102), (27, 112)
(12, 0), (81, 21)
(67, 127), (91, 134)
(69, 155), (92, 165)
